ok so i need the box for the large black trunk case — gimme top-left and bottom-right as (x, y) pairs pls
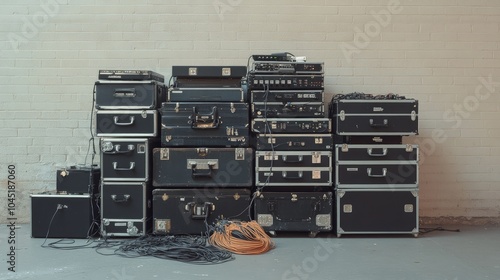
(251, 118), (331, 134)
(152, 189), (251, 235)
(101, 182), (152, 237)
(330, 99), (418, 135)
(31, 193), (99, 238)
(168, 88), (246, 102)
(336, 188), (419, 237)
(160, 102), (249, 147)
(172, 66), (247, 78)
(100, 138), (155, 182)
(95, 80), (165, 109)
(56, 165), (100, 194)
(254, 191), (333, 234)
(152, 147), (253, 187)
(336, 144), (419, 188)
(256, 134), (333, 151)
(251, 90), (324, 103)
(95, 110), (158, 137)
(252, 102), (325, 118)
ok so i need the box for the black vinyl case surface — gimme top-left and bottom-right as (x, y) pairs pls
(100, 138), (155, 182)
(152, 147), (253, 187)
(335, 144), (419, 188)
(160, 102), (250, 147)
(256, 134), (333, 151)
(330, 99), (418, 136)
(95, 80), (165, 109)
(31, 193), (99, 238)
(100, 182), (152, 237)
(95, 110), (158, 137)
(152, 188), (251, 235)
(336, 188), (419, 237)
(254, 191), (333, 234)
(56, 165), (100, 194)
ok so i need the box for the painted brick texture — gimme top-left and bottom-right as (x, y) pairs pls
(1, 0), (499, 223)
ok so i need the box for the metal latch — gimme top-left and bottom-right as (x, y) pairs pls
(160, 148), (169, 160)
(411, 110), (416, 121)
(222, 67), (231, 76)
(185, 202), (215, 219)
(341, 144), (349, 152)
(141, 110), (147, 118)
(230, 102), (236, 113)
(312, 152), (321, 164)
(406, 144), (414, 152)
(404, 204), (414, 213)
(235, 148), (245, 160)
(197, 148), (208, 156)
(291, 193), (298, 202)
(339, 110), (345, 121)
(175, 102), (180, 113)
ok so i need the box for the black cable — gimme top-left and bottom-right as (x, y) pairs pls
(95, 235), (233, 264)
(41, 206), (61, 248)
(419, 227), (460, 234)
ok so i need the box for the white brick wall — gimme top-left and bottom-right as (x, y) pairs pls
(1, 0), (500, 223)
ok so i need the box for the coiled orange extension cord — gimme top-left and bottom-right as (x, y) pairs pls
(209, 220), (274, 255)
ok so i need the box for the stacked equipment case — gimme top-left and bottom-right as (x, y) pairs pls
(249, 55), (333, 236)
(95, 70), (165, 237)
(30, 165), (100, 238)
(329, 93), (420, 237)
(152, 66), (252, 235)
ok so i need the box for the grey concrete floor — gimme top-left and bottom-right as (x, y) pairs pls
(0, 224), (499, 280)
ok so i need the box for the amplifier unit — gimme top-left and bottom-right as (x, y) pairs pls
(251, 90), (324, 103)
(252, 118), (331, 134)
(252, 62), (323, 74)
(248, 75), (324, 90)
(98, 70), (164, 83)
(252, 102), (325, 118)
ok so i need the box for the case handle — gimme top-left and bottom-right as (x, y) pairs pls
(369, 118), (388, 127)
(102, 144), (135, 154)
(113, 116), (135, 126)
(281, 155), (304, 163)
(114, 88), (136, 97)
(112, 162), (135, 171)
(367, 168), (387, 178)
(282, 171), (303, 180)
(189, 161), (216, 177)
(367, 148), (388, 157)
(111, 194), (130, 203)
(185, 202), (214, 219)
(191, 106), (219, 129)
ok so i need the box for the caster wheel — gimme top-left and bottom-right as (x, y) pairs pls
(268, 231), (277, 237)
(308, 232), (318, 238)
(337, 233), (342, 238)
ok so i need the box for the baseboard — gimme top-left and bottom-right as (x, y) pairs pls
(420, 216), (500, 226)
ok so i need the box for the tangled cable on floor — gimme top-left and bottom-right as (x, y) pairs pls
(208, 220), (275, 255)
(95, 235), (233, 264)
